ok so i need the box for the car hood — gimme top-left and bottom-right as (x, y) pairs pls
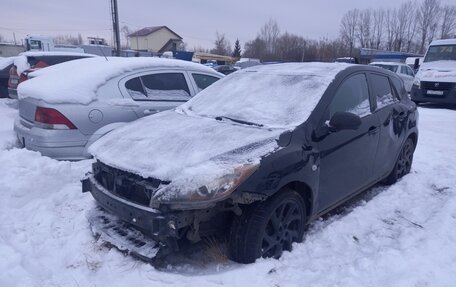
(417, 61), (456, 82)
(89, 110), (286, 189)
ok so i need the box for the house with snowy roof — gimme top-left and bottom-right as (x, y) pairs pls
(128, 26), (183, 53)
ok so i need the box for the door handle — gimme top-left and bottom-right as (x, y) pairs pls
(143, 109), (159, 115)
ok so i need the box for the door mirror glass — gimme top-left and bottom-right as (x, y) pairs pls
(329, 112), (362, 131)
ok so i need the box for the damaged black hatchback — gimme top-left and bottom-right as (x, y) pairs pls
(82, 63), (418, 263)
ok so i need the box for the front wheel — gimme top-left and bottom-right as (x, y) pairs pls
(228, 189), (306, 264)
(384, 138), (415, 184)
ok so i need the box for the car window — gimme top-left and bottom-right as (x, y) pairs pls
(140, 73), (190, 101)
(371, 74), (397, 109)
(125, 77), (146, 99)
(401, 66), (408, 75)
(406, 66), (414, 76)
(192, 73), (219, 91)
(328, 73), (371, 119)
(390, 77), (406, 100)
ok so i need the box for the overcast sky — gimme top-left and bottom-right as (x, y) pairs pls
(1, 0), (454, 50)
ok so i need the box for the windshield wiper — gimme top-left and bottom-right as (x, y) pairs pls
(215, 116), (264, 127)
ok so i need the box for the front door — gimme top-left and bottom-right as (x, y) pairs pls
(316, 73), (380, 212)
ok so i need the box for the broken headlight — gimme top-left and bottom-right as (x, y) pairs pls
(151, 164), (258, 209)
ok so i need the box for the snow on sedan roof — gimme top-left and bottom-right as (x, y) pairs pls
(181, 62), (352, 128)
(18, 57), (218, 104)
(19, 51), (97, 57)
(369, 62), (402, 66)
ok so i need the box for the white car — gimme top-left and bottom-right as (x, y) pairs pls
(369, 62), (415, 93)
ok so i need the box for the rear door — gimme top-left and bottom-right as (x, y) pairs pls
(316, 72), (380, 212)
(368, 72), (408, 179)
(120, 71), (193, 118)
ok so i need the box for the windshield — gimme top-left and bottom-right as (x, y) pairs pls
(181, 70), (333, 128)
(372, 64), (398, 72)
(424, 45), (456, 62)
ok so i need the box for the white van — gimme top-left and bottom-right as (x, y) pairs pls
(411, 39), (456, 105)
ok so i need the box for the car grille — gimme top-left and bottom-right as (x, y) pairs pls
(93, 161), (169, 207)
(421, 81), (455, 91)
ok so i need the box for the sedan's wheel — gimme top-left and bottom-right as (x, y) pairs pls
(228, 189), (306, 264)
(384, 138), (415, 184)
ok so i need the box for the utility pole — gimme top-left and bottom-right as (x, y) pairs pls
(111, 0), (121, 56)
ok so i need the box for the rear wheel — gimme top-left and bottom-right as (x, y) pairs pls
(384, 138), (415, 184)
(228, 189), (306, 264)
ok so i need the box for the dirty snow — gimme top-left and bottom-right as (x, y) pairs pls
(18, 57), (220, 105)
(1, 99), (456, 287)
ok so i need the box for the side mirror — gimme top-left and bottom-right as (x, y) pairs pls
(413, 58), (419, 71)
(329, 112), (362, 131)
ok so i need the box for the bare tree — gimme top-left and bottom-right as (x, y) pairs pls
(417, 0), (441, 53)
(340, 9), (359, 56)
(440, 5), (456, 39)
(402, 1), (419, 52)
(357, 9), (372, 48)
(121, 25), (131, 47)
(385, 8), (398, 51)
(210, 32), (232, 56)
(371, 8), (385, 49)
(276, 32), (306, 62)
(243, 37), (267, 59)
(54, 34), (80, 45)
(259, 18), (280, 54)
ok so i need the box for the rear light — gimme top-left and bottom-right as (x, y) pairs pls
(34, 107), (77, 130)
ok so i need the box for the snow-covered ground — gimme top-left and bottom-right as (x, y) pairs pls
(0, 99), (455, 287)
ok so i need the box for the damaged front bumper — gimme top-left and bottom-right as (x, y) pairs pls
(82, 174), (194, 243)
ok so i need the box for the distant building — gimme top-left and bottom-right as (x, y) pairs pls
(128, 26), (183, 53)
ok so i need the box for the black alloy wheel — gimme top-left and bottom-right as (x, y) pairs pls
(229, 189), (306, 263)
(384, 138), (415, 184)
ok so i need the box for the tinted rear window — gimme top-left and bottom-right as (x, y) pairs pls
(371, 74), (397, 109)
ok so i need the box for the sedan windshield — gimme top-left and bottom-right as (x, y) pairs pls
(424, 45), (456, 62)
(181, 69), (332, 128)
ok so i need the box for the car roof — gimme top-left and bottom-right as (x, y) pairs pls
(19, 51), (97, 58)
(430, 38), (456, 46)
(243, 62), (354, 76)
(369, 62), (404, 66)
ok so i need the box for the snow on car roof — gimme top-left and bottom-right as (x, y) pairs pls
(430, 38), (456, 46)
(18, 57), (219, 104)
(369, 62), (403, 66)
(19, 51), (97, 57)
(181, 62), (352, 128)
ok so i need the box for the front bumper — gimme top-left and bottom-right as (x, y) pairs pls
(14, 117), (90, 160)
(411, 84), (456, 104)
(82, 175), (192, 241)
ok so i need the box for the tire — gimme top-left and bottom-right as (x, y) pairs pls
(384, 138), (415, 184)
(228, 189), (306, 264)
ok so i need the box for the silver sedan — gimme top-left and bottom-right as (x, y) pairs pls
(14, 57), (223, 160)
